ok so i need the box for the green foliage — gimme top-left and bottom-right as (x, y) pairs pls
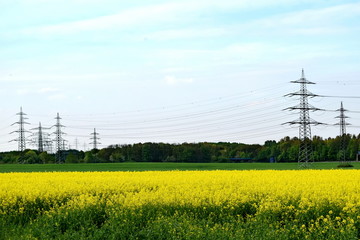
(65, 153), (79, 164)
(163, 155), (177, 162)
(0, 134), (359, 164)
(39, 152), (55, 164)
(2, 202), (358, 239)
(337, 163), (354, 168)
(18, 150), (42, 164)
(100, 135), (359, 163)
(109, 152), (125, 162)
(83, 152), (100, 163)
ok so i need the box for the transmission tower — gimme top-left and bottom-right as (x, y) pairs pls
(90, 128), (101, 150)
(335, 102), (350, 162)
(30, 122), (52, 152)
(10, 107), (30, 151)
(285, 69), (323, 167)
(37, 122), (44, 152)
(53, 113), (66, 163)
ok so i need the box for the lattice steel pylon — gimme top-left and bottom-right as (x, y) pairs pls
(53, 113), (66, 163)
(31, 122), (51, 152)
(90, 128), (101, 150)
(10, 107), (30, 151)
(285, 69), (323, 167)
(335, 102), (350, 163)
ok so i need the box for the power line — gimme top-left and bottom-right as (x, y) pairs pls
(58, 82), (289, 118)
(318, 95), (360, 99)
(1, 76), (359, 152)
(66, 101), (290, 131)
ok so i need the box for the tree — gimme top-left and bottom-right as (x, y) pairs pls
(97, 148), (114, 162)
(18, 150), (41, 164)
(39, 152), (55, 164)
(65, 152), (79, 163)
(84, 152), (99, 163)
(142, 143), (152, 162)
(110, 152), (125, 162)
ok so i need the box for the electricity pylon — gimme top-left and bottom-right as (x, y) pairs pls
(10, 107), (30, 151)
(285, 69), (323, 167)
(90, 128), (100, 150)
(30, 122), (51, 152)
(53, 113), (66, 163)
(335, 102), (350, 163)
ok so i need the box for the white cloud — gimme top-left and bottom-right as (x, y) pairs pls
(2, 72), (129, 84)
(291, 27), (350, 35)
(224, 43), (266, 57)
(48, 94), (66, 100)
(146, 28), (226, 41)
(21, 2), (184, 36)
(164, 76), (193, 85)
(245, 2), (360, 33)
(162, 67), (190, 73)
(19, 0), (329, 38)
(16, 89), (30, 95)
(38, 87), (58, 93)
(155, 43), (268, 66)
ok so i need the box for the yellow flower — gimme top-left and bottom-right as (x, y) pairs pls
(1, 168), (360, 228)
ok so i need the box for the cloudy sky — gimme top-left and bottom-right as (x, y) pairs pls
(0, 0), (359, 152)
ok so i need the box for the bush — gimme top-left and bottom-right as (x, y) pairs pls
(337, 163), (354, 168)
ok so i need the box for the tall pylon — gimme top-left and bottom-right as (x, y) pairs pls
(38, 122), (44, 152)
(10, 107), (30, 151)
(53, 113), (66, 163)
(90, 128), (101, 150)
(30, 122), (51, 152)
(285, 69), (323, 167)
(335, 102), (350, 162)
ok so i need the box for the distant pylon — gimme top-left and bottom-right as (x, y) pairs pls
(10, 107), (30, 151)
(38, 122), (43, 152)
(30, 122), (51, 152)
(335, 102), (350, 162)
(90, 128), (101, 150)
(284, 69), (323, 167)
(53, 113), (66, 163)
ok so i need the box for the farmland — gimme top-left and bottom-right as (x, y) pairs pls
(1, 161), (360, 173)
(1, 169), (360, 239)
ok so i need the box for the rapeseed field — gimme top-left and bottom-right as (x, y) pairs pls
(0, 170), (359, 239)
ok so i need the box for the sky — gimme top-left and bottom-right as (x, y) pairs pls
(0, 0), (359, 152)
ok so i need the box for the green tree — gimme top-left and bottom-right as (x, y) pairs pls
(97, 148), (114, 162)
(142, 143), (152, 162)
(65, 152), (79, 163)
(109, 152), (125, 162)
(39, 152), (55, 164)
(84, 152), (99, 163)
(18, 150), (41, 164)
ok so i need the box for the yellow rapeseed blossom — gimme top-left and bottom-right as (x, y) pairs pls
(0, 169), (359, 228)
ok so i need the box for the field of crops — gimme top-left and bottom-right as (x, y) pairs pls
(1, 170), (360, 239)
(1, 161), (359, 172)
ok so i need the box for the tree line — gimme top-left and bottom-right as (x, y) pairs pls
(0, 134), (359, 164)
